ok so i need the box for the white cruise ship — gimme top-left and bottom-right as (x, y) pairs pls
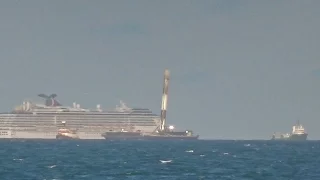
(0, 94), (160, 139)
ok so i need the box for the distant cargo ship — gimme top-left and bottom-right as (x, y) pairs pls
(271, 121), (308, 141)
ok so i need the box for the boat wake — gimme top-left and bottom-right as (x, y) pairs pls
(13, 158), (23, 161)
(159, 160), (172, 164)
(47, 165), (57, 168)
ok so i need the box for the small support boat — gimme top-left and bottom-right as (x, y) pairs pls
(56, 121), (79, 139)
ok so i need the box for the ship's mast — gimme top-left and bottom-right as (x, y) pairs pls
(160, 69), (170, 131)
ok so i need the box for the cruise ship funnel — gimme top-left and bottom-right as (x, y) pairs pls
(38, 93), (62, 106)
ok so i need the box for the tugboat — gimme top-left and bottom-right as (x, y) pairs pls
(56, 121), (79, 139)
(271, 121), (308, 141)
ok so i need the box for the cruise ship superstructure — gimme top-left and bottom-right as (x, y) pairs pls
(0, 94), (161, 139)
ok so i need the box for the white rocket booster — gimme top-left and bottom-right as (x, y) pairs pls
(160, 69), (170, 131)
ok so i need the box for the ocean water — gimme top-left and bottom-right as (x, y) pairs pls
(0, 140), (319, 180)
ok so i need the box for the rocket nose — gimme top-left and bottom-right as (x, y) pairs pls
(164, 69), (170, 78)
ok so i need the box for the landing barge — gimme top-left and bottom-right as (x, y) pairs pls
(143, 126), (199, 140)
(101, 69), (199, 140)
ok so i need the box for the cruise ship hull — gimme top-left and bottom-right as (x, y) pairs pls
(0, 117), (159, 140)
(56, 134), (79, 140)
(0, 130), (56, 139)
(56, 133), (79, 140)
(0, 129), (107, 139)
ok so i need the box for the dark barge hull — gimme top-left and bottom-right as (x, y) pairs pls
(102, 133), (199, 140)
(101, 132), (144, 140)
(142, 135), (199, 140)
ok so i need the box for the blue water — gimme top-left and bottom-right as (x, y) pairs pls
(0, 140), (319, 179)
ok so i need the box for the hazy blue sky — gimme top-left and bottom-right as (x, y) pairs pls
(0, 0), (319, 139)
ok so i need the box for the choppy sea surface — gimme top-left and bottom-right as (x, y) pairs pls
(0, 140), (319, 180)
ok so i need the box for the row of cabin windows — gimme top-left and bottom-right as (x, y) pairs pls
(2, 129), (107, 131)
(0, 123), (158, 126)
(0, 119), (158, 122)
(0, 114), (158, 118)
(0, 131), (9, 135)
(0, 129), (150, 134)
(0, 117), (159, 121)
(0, 121), (157, 125)
(0, 124), (157, 128)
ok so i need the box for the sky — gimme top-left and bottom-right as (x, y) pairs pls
(0, 0), (319, 139)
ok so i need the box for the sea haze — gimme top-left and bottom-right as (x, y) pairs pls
(0, 140), (319, 179)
